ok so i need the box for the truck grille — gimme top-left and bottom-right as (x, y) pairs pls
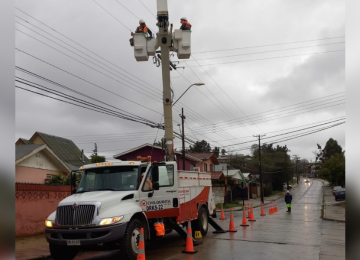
(56, 205), (96, 226)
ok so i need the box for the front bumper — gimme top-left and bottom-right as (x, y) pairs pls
(45, 222), (128, 246)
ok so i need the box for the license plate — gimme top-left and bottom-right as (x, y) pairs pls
(66, 240), (80, 246)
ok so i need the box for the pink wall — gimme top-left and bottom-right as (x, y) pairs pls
(15, 183), (71, 236)
(16, 166), (65, 184)
(195, 158), (213, 172)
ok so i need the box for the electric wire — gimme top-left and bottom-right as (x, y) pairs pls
(186, 50), (345, 67)
(192, 36), (345, 54)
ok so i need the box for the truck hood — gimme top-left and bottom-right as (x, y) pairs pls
(59, 190), (136, 210)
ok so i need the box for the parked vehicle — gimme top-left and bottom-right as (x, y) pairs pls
(332, 186), (342, 195)
(334, 188), (345, 201)
(45, 157), (219, 260)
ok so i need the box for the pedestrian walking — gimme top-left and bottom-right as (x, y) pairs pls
(285, 190), (292, 212)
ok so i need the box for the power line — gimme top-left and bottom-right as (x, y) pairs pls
(15, 29), (162, 101)
(14, 11), (159, 90)
(192, 41), (344, 61)
(92, 0), (132, 31)
(186, 50), (344, 67)
(192, 36), (345, 54)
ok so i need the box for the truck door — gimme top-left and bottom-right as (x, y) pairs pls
(139, 163), (179, 219)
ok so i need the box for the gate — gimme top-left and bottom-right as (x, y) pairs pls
(232, 184), (248, 200)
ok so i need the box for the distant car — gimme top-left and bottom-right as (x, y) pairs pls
(304, 179), (310, 183)
(334, 188), (345, 201)
(332, 186), (342, 195)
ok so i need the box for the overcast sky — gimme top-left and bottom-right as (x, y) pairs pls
(15, 0), (345, 163)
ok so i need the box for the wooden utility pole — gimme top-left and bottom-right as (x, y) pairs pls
(180, 108), (186, 170)
(254, 134), (266, 204)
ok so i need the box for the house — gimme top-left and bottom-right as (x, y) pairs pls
(16, 144), (71, 183)
(16, 131), (91, 170)
(223, 169), (243, 184)
(210, 171), (225, 180)
(186, 152), (219, 172)
(113, 143), (202, 170)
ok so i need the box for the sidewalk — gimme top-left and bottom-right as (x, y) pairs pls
(217, 179), (301, 212)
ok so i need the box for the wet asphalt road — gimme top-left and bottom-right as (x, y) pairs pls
(61, 179), (325, 260)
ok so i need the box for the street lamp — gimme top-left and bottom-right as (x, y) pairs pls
(172, 82), (204, 106)
(174, 82), (204, 171)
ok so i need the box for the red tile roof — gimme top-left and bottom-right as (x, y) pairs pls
(210, 171), (225, 179)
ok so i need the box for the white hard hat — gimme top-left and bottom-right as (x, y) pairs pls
(180, 17), (187, 21)
(287, 190), (290, 193)
(139, 19), (145, 24)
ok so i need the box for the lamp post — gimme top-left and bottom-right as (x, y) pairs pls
(174, 83), (204, 171)
(172, 82), (204, 106)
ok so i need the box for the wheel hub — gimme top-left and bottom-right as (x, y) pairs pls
(131, 228), (140, 253)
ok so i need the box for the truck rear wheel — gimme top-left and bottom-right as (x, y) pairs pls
(192, 207), (208, 237)
(119, 219), (143, 260)
(49, 244), (78, 260)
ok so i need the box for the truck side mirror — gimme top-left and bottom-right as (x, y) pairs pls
(71, 172), (77, 187)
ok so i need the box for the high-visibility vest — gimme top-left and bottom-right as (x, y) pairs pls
(181, 21), (191, 30)
(137, 25), (149, 33)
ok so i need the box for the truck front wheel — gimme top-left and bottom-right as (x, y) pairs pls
(49, 244), (78, 260)
(119, 219), (143, 260)
(192, 207), (208, 237)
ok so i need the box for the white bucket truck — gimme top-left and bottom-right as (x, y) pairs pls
(45, 157), (223, 260)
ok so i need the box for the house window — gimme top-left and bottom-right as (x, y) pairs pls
(190, 164), (195, 171)
(46, 174), (53, 180)
(210, 164), (215, 171)
(204, 163), (207, 172)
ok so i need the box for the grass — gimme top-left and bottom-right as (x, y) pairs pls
(270, 190), (281, 196)
(216, 201), (242, 209)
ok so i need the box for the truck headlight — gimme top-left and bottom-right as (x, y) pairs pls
(99, 216), (124, 226)
(45, 220), (53, 228)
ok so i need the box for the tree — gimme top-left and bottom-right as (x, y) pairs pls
(46, 173), (70, 185)
(154, 138), (165, 148)
(213, 147), (220, 157)
(316, 138), (343, 163)
(188, 140), (211, 153)
(221, 148), (226, 155)
(318, 152), (345, 187)
(90, 154), (106, 163)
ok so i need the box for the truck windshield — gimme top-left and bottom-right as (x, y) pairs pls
(76, 166), (139, 193)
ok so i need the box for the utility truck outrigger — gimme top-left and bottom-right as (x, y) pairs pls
(45, 156), (224, 260)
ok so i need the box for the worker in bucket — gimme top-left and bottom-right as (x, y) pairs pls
(131, 19), (153, 38)
(285, 190), (292, 212)
(180, 17), (191, 30)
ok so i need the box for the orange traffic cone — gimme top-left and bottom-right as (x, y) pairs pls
(182, 219), (198, 254)
(260, 202), (266, 216)
(240, 206), (249, 226)
(137, 228), (145, 260)
(219, 204), (226, 220)
(247, 203), (251, 218)
(248, 205), (256, 222)
(227, 208), (237, 232)
(269, 202), (273, 214)
(274, 201), (278, 212)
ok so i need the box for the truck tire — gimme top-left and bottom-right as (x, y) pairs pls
(192, 207), (208, 237)
(49, 244), (78, 260)
(119, 219), (143, 260)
